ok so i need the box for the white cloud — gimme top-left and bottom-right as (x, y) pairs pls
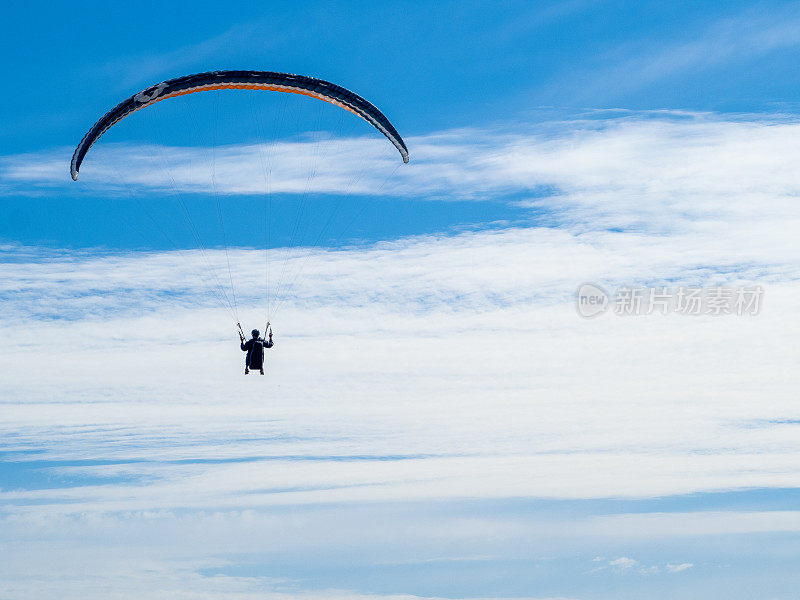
(666, 563), (693, 573)
(590, 556), (693, 576)
(3, 110), (800, 597)
(1, 222), (800, 512)
(7, 113), (800, 240)
(608, 557), (638, 571)
(3, 114), (800, 512)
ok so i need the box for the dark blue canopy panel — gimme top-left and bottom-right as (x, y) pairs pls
(70, 70), (410, 180)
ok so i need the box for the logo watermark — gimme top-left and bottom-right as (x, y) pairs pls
(576, 284), (763, 318)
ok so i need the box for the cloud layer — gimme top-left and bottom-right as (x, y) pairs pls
(3, 112), (800, 598)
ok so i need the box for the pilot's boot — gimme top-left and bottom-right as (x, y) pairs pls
(244, 367), (249, 374)
(260, 368), (265, 375)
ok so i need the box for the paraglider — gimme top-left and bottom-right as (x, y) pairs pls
(70, 70), (409, 181)
(240, 324), (274, 375)
(70, 69), (409, 373)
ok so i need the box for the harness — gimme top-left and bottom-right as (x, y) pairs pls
(247, 339), (264, 367)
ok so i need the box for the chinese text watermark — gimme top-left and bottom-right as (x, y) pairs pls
(576, 283), (763, 318)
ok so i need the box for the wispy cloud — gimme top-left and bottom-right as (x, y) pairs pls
(7, 113), (800, 233)
(2, 225), (800, 513)
(590, 556), (693, 575)
(541, 3), (800, 104)
(3, 109), (800, 598)
(89, 21), (273, 92)
(4, 111), (800, 515)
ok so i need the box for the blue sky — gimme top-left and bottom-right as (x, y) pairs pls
(3, 2), (800, 599)
(5, 0), (800, 250)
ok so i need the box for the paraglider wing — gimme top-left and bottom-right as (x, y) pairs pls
(70, 70), (410, 180)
